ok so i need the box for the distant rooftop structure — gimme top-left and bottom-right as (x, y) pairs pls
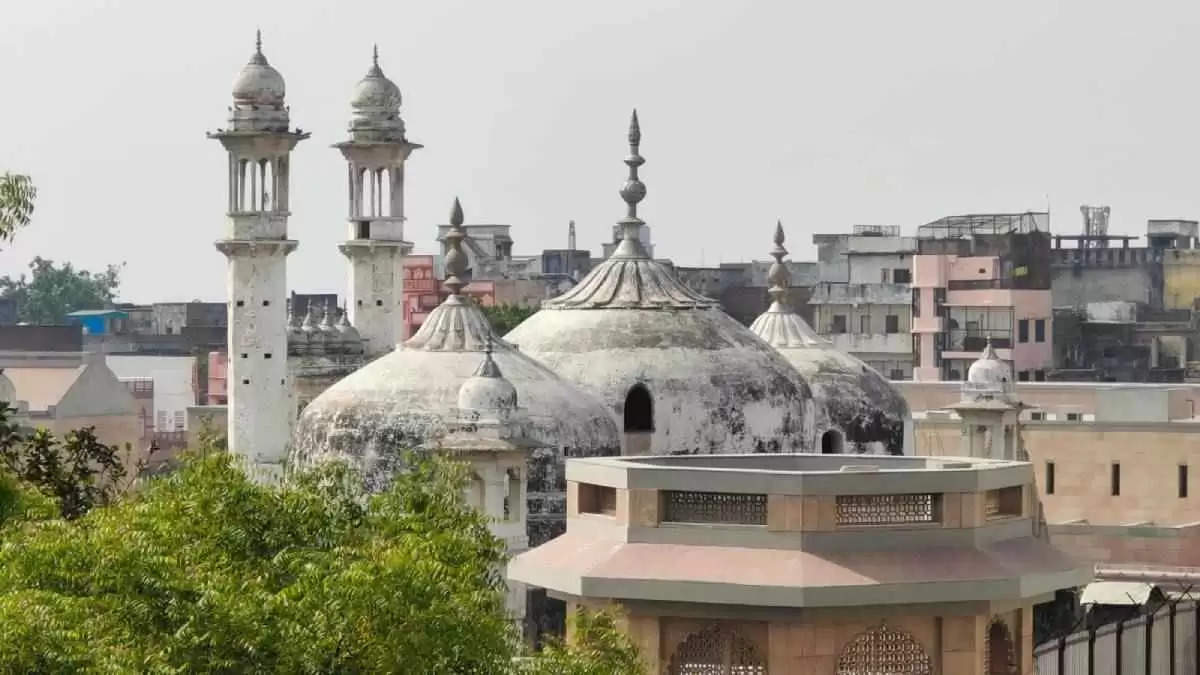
(918, 211), (1049, 239)
(852, 224), (901, 237)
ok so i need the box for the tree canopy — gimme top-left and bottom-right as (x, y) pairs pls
(0, 173), (36, 244)
(0, 411), (642, 673)
(0, 256), (123, 324)
(481, 303), (538, 335)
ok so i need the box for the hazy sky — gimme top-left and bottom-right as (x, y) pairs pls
(3, 0), (1200, 302)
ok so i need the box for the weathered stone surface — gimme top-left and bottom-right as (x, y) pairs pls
(505, 306), (815, 454)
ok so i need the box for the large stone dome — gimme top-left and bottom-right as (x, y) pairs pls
(749, 224), (908, 454)
(291, 199), (620, 542)
(505, 113), (813, 455)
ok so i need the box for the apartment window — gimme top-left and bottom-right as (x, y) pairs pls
(893, 268), (911, 284)
(1111, 463), (1121, 496)
(1035, 319), (1046, 343)
(1181, 465), (1189, 499)
(860, 315), (871, 334)
(1018, 319), (1029, 343)
(1046, 461), (1055, 494)
(1034, 369), (1045, 382)
(173, 411), (185, 431)
(1031, 411), (1046, 421)
(911, 288), (921, 318)
(831, 314), (847, 334)
(1066, 413), (1081, 422)
(885, 315), (899, 334)
(1018, 371), (1030, 382)
(880, 269), (891, 283)
(912, 334), (922, 367)
(890, 369), (904, 380)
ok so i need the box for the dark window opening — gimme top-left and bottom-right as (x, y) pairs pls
(893, 268), (911, 284)
(831, 314), (847, 334)
(1046, 461), (1055, 494)
(1181, 465), (1189, 498)
(1035, 319), (1046, 343)
(624, 384), (653, 432)
(860, 315), (871, 334)
(1018, 371), (1030, 382)
(1067, 413), (1081, 422)
(240, 353), (248, 359)
(1031, 411), (1045, 421)
(1034, 370), (1045, 382)
(1111, 463), (1121, 496)
(242, 379), (250, 385)
(236, 300), (244, 307)
(263, 300), (270, 307)
(357, 300), (363, 306)
(357, 221), (370, 239)
(264, 353), (272, 359)
(885, 314), (899, 334)
(821, 429), (844, 454)
(1018, 319), (1029, 343)
(376, 299), (383, 306)
(889, 369), (904, 380)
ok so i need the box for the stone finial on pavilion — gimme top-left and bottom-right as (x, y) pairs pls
(767, 220), (791, 307)
(613, 110), (649, 258)
(443, 197), (468, 295)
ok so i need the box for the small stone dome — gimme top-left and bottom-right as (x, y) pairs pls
(967, 338), (1011, 386)
(232, 33), (285, 107)
(749, 222), (908, 454)
(335, 308), (361, 344)
(350, 50), (402, 111)
(456, 340), (518, 420)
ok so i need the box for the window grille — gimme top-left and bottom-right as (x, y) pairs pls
(836, 624), (932, 675)
(667, 625), (766, 675)
(663, 491), (767, 525)
(835, 494), (938, 526)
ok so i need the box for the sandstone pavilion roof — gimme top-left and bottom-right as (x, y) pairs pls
(749, 222), (909, 453)
(290, 198), (620, 489)
(505, 111), (814, 454)
(509, 454), (1089, 611)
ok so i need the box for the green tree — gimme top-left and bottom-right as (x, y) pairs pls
(519, 609), (644, 675)
(0, 173), (36, 244)
(0, 449), (517, 672)
(0, 256), (123, 324)
(482, 303), (538, 335)
(0, 406), (141, 519)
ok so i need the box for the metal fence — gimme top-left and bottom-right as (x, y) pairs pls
(1035, 602), (1198, 674)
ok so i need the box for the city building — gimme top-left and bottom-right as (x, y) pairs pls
(508, 452), (1089, 674)
(912, 212), (1053, 382)
(1049, 211), (1200, 381)
(810, 225), (916, 379)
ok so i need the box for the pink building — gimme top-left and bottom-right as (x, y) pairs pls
(911, 213), (1054, 382)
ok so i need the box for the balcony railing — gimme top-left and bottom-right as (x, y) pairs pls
(946, 330), (1011, 352)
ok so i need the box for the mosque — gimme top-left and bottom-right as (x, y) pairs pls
(209, 34), (957, 635)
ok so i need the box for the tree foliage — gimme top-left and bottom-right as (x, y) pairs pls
(0, 256), (123, 324)
(0, 173), (36, 244)
(0, 406), (140, 519)
(481, 303), (538, 335)
(519, 608), (644, 675)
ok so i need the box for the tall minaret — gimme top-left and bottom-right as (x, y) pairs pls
(334, 46), (421, 355)
(208, 31), (309, 482)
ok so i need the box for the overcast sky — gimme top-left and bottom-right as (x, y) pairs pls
(3, 1), (1199, 302)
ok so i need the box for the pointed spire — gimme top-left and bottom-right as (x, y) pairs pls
(474, 334), (504, 378)
(366, 43), (383, 76)
(250, 29), (268, 65)
(320, 299), (335, 329)
(766, 220), (792, 306)
(614, 109), (648, 258)
(337, 304), (352, 328)
(443, 197), (468, 295)
(373, 43), (379, 67)
(981, 334), (998, 360)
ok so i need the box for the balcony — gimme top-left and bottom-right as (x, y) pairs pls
(947, 330), (1012, 352)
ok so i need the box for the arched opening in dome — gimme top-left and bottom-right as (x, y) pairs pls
(624, 384), (653, 433)
(821, 429), (844, 454)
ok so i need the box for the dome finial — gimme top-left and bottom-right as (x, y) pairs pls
(443, 197), (468, 296)
(373, 43), (379, 67)
(475, 335), (503, 379)
(766, 220), (791, 306)
(614, 109), (648, 258)
(249, 29), (268, 65)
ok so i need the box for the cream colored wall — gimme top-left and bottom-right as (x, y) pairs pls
(614, 606), (1035, 674)
(915, 420), (1200, 527)
(46, 412), (145, 478)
